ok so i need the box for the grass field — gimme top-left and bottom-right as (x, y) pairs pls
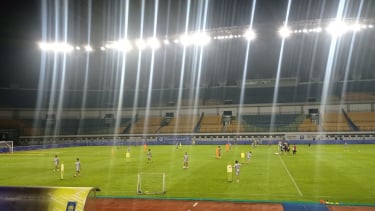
(0, 144), (374, 205)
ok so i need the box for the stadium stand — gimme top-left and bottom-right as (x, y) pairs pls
(346, 111), (375, 131)
(17, 118), (132, 136)
(222, 118), (245, 133)
(158, 115), (199, 133)
(341, 92), (375, 102)
(198, 115), (223, 133)
(240, 114), (303, 132)
(298, 118), (319, 132)
(320, 112), (352, 132)
(129, 116), (163, 134)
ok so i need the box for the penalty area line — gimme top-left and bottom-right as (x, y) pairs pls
(278, 156), (303, 197)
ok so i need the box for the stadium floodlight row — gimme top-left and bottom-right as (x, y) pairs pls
(38, 18), (374, 53)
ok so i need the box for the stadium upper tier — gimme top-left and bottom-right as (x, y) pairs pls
(0, 80), (374, 108)
(3, 110), (375, 137)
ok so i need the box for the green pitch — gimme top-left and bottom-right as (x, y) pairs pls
(0, 144), (374, 205)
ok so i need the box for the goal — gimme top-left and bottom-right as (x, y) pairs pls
(137, 173), (166, 195)
(0, 141), (13, 154)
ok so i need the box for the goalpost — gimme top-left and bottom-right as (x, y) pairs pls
(137, 173), (166, 195)
(0, 141), (13, 154)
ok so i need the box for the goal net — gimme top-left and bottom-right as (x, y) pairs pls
(0, 141), (13, 154)
(137, 173), (166, 195)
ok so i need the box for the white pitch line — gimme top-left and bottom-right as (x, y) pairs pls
(279, 156), (303, 196)
(193, 202), (198, 207)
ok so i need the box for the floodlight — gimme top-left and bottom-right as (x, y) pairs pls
(163, 39), (170, 45)
(180, 33), (211, 46)
(106, 40), (133, 52)
(369, 25), (374, 28)
(53, 43), (73, 52)
(326, 21), (348, 37)
(192, 33), (211, 45)
(350, 24), (362, 32)
(244, 29), (256, 40)
(84, 45), (93, 52)
(135, 39), (147, 50)
(278, 26), (292, 38)
(147, 37), (161, 49)
(38, 42), (74, 53)
(180, 34), (192, 46)
(38, 42), (49, 51)
(75, 46), (81, 50)
(100, 46), (106, 51)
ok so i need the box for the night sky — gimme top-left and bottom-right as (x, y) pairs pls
(0, 0), (375, 92)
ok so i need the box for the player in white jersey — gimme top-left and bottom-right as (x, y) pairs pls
(246, 151), (252, 164)
(74, 158), (81, 177)
(183, 152), (189, 169)
(233, 160), (240, 183)
(53, 154), (60, 172)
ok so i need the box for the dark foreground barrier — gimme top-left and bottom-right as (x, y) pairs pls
(0, 186), (99, 211)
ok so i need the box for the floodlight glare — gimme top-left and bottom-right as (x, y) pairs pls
(38, 42), (49, 51)
(38, 42), (74, 53)
(278, 26), (292, 38)
(100, 47), (106, 51)
(75, 46), (81, 50)
(350, 24), (362, 32)
(244, 29), (256, 40)
(84, 45), (93, 52)
(106, 40), (133, 52)
(192, 33), (211, 45)
(326, 21), (349, 37)
(147, 37), (161, 49)
(163, 39), (170, 45)
(180, 34), (192, 46)
(135, 39), (147, 50)
(180, 33), (211, 46)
